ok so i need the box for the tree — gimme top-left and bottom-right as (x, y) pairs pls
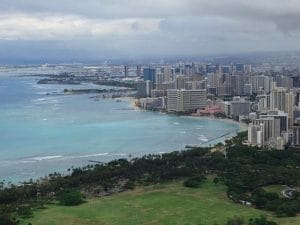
(248, 216), (278, 225)
(184, 176), (206, 188)
(16, 206), (33, 218)
(213, 177), (220, 185)
(275, 203), (296, 217)
(226, 216), (245, 225)
(0, 214), (19, 225)
(57, 190), (84, 206)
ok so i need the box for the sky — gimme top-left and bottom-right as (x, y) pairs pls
(1, 0), (300, 63)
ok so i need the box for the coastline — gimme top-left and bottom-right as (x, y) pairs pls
(189, 116), (248, 132)
(130, 98), (247, 148)
(131, 98), (248, 132)
(177, 115), (247, 146)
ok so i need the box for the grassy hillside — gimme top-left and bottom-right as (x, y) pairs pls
(21, 179), (299, 225)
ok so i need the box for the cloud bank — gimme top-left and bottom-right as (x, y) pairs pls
(0, 0), (300, 62)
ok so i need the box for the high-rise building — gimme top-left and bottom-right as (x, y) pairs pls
(184, 64), (194, 77)
(146, 80), (153, 97)
(235, 63), (245, 73)
(249, 118), (277, 149)
(221, 66), (230, 74)
(244, 64), (252, 74)
(175, 75), (188, 89)
(155, 71), (165, 90)
(270, 87), (295, 126)
(248, 124), (264, 147)
(124, 65), (129, 77)
(248, 110), (289, 150)
(161, 81), (175, 90)
(257, 95), (271, 112)
(291, 117), (300, 147)
(137, 65), (142, 77)
(185, 81), (205, 90)
(206, 64), (215, 74)
(151, 89), (167, 98)
(260, 111), (289, 134)
(207, 73), (221, 88)
(167, 89), (206, 113)
(244, 83), (253, 96)
(162, 66), (172, 82)
(270, 87), (286, 110)
(285, 91), (295, 127)
(137, 80), (147, 98)
(137, 80), (153, 98)
(251, 75), (273, 94)
(143, 68), (156, 83)
(167, 89), (189, 113)
(274, 75), (293, 89)
(230, 97), (251, 118)
(292, 126), (300, 146)
(231, 75), (245, 95)
(139, 97), (166, 111)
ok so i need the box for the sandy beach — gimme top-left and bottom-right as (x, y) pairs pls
(132, 98), (248, 132)
(189, 116), (248, 132)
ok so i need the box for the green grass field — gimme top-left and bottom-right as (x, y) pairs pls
(21, 179), (300, 225)
(263, 185), (285, 197)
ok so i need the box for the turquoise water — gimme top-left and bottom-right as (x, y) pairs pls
(0, 67), (240, 183)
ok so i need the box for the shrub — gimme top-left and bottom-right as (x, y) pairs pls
(248, 215), (278, 225)
(16, 205), (33, 218)
(0, 214), (19, 225)
(57, 190), (84, 206)
(184, 176), (206, 188)
(226, 216), (245, 225)
(124, 180), (135, 190)
(275, 203), (296, 217)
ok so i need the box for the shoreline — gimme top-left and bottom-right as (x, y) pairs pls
(131, 98), (248, 132)
(189, 115), (248, 132)
(130, 98), (247, 148)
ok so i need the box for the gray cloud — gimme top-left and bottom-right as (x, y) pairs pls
(2, 0), (300, 30)
(1, 1), (299, 29)
(0, 0), (300, 60)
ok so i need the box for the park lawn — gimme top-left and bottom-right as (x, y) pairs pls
(22, 179), (300, 225)
(263, 185), (285, 196)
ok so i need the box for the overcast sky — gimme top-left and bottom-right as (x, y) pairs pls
(1, 0), (300, 62)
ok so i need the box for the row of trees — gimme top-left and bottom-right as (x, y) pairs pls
(93, 80), (137, 89)
(216, 133), (300, 217)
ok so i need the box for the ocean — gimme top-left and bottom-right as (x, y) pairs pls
(0, 66), (240, 183)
